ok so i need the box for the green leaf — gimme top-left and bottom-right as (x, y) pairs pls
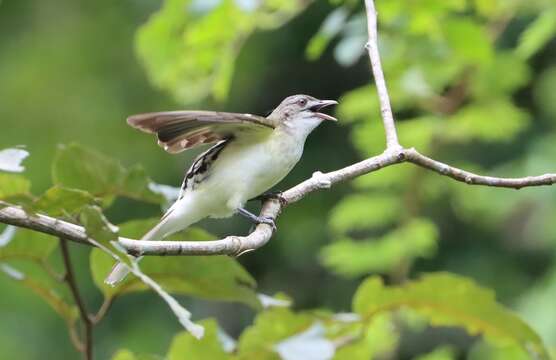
(237, 307), (314, 359)
(52, 143), (163, 204)
(321, 219), (438, 277)
(0, 148), (29, 173)
(334, 313), (398, 360)
(415, 346), (457, 360)
(306, 7), (349, 61)
(79, 205), (119, 246)
(470, 52), (530, 100)
(0, 173), (31, 199)
(137, 0), (307, 104)
(90, 218), (259, 308)
(111, 349), (164, 360)
(533, 66), (556, 120)
(0, 263), (78, 326)
(0, 228), (58, 261)
(469, 340), (531, 360)
(337, 86), (379, 123)
(516, 8), (556, 59)
(167, 319), (230, 360)
(33, 186), (97, 216)
(353, 163), (412, 190)
(353, 273), (549, 360)
(329, 194), (402, 234)
(442, 18), (493, 65)
(398, 116), (439, 154)
(121, 165), (165, 204)
(444, 99), (530, 143)
(53, 143), (125, 196)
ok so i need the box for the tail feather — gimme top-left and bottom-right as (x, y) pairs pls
(104, 219), (171, 287)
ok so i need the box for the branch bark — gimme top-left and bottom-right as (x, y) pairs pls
(364, 0), (400, 149)
(59, 238), (93, 360)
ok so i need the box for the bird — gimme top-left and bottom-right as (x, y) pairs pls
(105, 94), (337, 285)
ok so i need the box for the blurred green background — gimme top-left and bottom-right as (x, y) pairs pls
(1, 0), (556, 358)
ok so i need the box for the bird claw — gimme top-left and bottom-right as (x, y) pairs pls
(257, 216), (277, 233)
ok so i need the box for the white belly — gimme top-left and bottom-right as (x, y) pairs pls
(191, 132), (303, 218)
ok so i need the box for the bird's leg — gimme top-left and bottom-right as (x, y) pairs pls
(237, 208), (277, 232)
(248, 190), (286, 206)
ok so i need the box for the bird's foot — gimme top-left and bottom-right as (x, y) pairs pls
(255, 215), (277, 233)
(237, 208), (277, 233)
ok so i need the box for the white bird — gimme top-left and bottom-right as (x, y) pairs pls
(105, 94), (337, 285)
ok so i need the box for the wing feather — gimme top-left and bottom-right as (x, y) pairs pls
(127, 111), (274, 153)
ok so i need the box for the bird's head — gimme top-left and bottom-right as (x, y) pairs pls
(268, 94), (338, 134)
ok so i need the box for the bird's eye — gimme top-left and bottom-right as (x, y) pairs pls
(298, 98), (307, 107)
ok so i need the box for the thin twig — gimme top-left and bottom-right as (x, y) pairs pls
(405, 148), (556, 188)
(364, 0), (400, 149)
(91, 297), (114, 325)
(59, 238), (93, 360)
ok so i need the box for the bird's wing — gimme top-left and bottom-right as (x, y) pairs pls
(127, 110), (275, 154)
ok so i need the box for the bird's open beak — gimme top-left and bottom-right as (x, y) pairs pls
(311, 100), (338, 121)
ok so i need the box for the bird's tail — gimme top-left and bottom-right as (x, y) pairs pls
(104, 218), (172, 286)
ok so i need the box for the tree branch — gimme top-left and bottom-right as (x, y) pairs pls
(405, 148), (556, 188)
(0, 0), (555, 259)
(364, 0), (400, 149)
(1, 146), (555, 256)
(59, 238), (93, 360)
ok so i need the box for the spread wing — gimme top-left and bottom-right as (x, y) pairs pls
(127, 110), (275, 154)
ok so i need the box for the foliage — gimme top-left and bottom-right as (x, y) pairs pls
(136, 0), (309, 104)
(2, 0), (556, 358)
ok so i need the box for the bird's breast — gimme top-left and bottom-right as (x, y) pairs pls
(193, 132), (304, 214)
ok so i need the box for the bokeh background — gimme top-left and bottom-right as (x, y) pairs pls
(1, 0), (556, 358)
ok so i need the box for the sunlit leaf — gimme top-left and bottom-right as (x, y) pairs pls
(33, 186), (97, 216)
(415, 346), (457, 360)
(121, 165), (165, 204)
(0, 173), (31, 199)
(321, 219), (438, 276)
(442, 18), (493, 65)
(111, 349), (164, 360)
(334, 313), (398, 360)
(167, 319), (229, 360)
(79, 205), (119, 246)
(53, 143), (125, 196)
(137, 0), (308, 104)
(52, 143), (164, 204)
(353, 273), (549, 360)
(516, 8), (556, 59)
